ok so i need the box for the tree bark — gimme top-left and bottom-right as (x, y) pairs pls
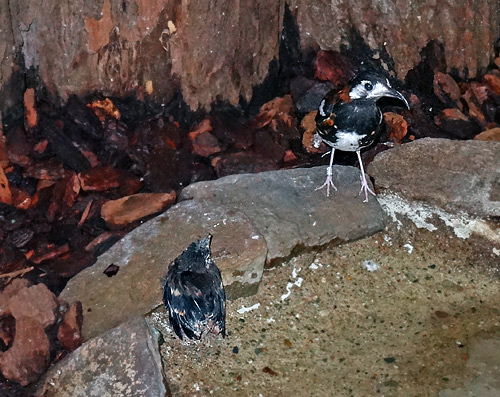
(0, 0), (498, 113)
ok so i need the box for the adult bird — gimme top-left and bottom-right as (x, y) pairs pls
(315, 69), (409, 201)
(163, 236), (226, 340)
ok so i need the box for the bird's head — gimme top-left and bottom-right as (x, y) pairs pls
(177, 235), (214, 270)
(348, 70), (410, 109)
(196, 235), (213, 269)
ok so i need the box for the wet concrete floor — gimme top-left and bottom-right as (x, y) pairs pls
(148, 213), (500, 397)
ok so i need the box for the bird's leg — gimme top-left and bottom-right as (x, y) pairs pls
(315, 149), (337, 197)
(356, 150), (375, 202)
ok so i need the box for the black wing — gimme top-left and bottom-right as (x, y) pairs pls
(164, 264), (225, 340)
(332, 99), (382, 135)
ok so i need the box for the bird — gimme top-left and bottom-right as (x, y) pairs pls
(163, 235), (226, 340)
(314, 69), (409, 201)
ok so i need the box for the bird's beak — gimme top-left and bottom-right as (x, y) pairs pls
(202, 234), (213, 249)
(383, 88), (410, 109)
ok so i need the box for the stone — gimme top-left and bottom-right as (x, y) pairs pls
(0, 282), (59, 385)
(60, 167), (384, 340)
(101, 192), (177, 227)
(35, 317), (166, 397)
(0, 316), (50, 386)
(180, 166), (384, 265)
(368, 138), (500, 217)
(60, 200), (267, 340)
(8, 283), (59, 329)
(57, 301), (84, 352)
(0, 278), (30, 316)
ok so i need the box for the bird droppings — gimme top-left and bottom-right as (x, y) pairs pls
(309, 260), (323, 270)
(362, 260), (379, 272)
(404, 242), (414, 254)
(147, 214), (500, 396)
(280, 266), (304, 301)
(378, 193), (500, 244)
(236, 303), (260, 314)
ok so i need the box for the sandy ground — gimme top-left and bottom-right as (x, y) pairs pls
(148, 209), (500, 397)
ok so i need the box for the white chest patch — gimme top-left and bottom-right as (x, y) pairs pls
(331, 132), (366, 152)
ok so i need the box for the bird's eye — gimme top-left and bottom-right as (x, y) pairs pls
(364, 82), (373, 91)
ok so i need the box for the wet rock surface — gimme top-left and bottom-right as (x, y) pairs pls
(368, 138), (500, 217)
(148, 205), (500, 396)
(60, 166), (384, 340)
(35, 316), (165, 397)
(179, 166), (385, 264)
(439, 334), (500, 397)
(60, 200), (267, 340)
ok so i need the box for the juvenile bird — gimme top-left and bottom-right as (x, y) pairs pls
(163, 236), (226, 340)
(315, 69), (409, 201)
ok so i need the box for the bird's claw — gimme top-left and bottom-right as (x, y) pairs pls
(316, 167), (337, 197)
(359, 174), (376, 202)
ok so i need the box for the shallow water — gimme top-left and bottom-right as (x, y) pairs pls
(148, 216), (500, 397)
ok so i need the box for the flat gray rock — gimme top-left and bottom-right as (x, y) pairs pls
(180, 166), (384, 264)
(60, 200), (267, 340)
(35, 317), (166, 397)
(60, 166), (384, 340)
(368, 138), (500, 217)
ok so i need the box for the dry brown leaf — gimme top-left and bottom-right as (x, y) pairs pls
(0, 164), (12, 205)
(384, 112), (408, 144)
(253, 95), (294, 131)
(87, 98), (121, 122)
(301, 111), (324, 154)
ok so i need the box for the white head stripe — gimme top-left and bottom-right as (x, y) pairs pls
(319, 99), (327, 116)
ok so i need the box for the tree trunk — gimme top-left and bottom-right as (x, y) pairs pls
(0, 0), (498, 113)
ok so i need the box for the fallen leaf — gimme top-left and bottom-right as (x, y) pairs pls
(87, 98), (121, 122)
(0, 164), (12, 205)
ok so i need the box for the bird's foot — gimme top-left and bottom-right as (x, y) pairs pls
(358, 174), (376, 202)
(316, 166), (337, 197)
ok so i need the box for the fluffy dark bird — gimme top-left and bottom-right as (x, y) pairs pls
(163, 236), (226, 340)
(315, 69), (409, 201)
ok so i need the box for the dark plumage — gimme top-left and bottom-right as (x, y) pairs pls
(163, 236), (226, 340)
(315, 69), (409, 201)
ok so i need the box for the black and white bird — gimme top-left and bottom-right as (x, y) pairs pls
(163, 236), (226, 340)
(315, 69), (409, 201)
